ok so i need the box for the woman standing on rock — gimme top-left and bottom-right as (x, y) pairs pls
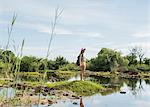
(79, 48), (86, 81)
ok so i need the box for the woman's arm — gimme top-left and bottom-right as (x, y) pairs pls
(79, 54), (82, 64)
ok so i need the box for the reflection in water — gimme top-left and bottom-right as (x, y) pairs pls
(1, 76), (150, 107)
(0, 87), (15, 99)
(80, 97), (85, 107)
(53, 78), (150, 107)
(145, 79), (150, 85)
(89, 76), (149, 97)
(68, 74), (80, 81)
(125, 79), (145, 97)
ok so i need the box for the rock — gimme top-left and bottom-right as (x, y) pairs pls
(16, 93), (23, 97)
(48, 99), (53, 104)
(30, 93), (33, 96)
(120, 91), (126, 94)
(50, 88), (55, 90)
(43, 92), (47, 96)
(51, 92), (55, 95)
(40, 98), (49, 105)
(44, 87), (49, 92)
(144, 75), (149, 78)
(34, 86), (43, 93)
(72, 95), (79, 99)
(73, 102), (78, 105)
(63, 93), (69, 96)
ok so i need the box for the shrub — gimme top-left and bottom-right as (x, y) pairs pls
(59, 63), (80, 71)
(127, 66), (138, 72)
(136, 64), (150, 72)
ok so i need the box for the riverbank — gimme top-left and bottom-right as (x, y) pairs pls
(0, 80), (105, 106)
(84, 70), (150, 80)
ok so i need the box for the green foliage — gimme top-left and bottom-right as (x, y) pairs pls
(0, 80), (10, 86)
(0, 47), (150, 74)
(47, 60), (57, 70)
(125, 55), (137, 66)
(47, 56), (69, 70)
(127, 65), (138, 72)
(0, 50), (70, 72)
(55, 56), (69, 69)
(136, 64), (150, 72)
(46, 70), (76, 81)
(17, 72), (43, 81)
(59, 63), (80, 71)
(0, 61), (6, 70)
(0, 50), (15, 63)
(143, 58), (150, 65)
(47, 80), (104, 96)
(20, 56), (39, 72)
(88, 48), (128, 71)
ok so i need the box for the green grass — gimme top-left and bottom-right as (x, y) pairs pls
(0, 80), (9, 86)
(56, 70), (77, 76)
(47, 80), (105, 96)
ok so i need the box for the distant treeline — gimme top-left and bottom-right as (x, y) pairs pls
(0, 47), (150, 73)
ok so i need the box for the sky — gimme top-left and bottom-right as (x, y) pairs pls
(0, 0), (150, 62)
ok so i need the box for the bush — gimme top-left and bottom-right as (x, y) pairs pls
(136, 64), (150, 72)
(17, 72), (43, 81)
(117, 66), (128, 72)
(127, 66), (138, 72)
(59, 63), (80, 71)
(88, 48), (127, 71)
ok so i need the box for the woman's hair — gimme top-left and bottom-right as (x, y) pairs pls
(80, 48), (86, 54)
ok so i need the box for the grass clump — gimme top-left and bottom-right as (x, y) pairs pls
(47, 80), (104, 96)
(0, 80), (9, 86)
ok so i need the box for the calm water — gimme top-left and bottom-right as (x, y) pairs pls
(1, 76), (150, 107)
(52, 76), (150, 107)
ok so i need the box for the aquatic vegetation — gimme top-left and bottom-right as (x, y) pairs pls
(47, 80), (105, 96)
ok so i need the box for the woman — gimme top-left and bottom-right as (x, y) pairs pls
(79, 48), (86, 81)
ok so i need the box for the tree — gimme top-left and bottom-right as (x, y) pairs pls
(1, 50), (15, 63)
(125, 55), (137, 66)
(47, 60), (57, 70)
(143, 58), (150, 65)
(20, 56), (39, 72)
(127, 47), (145, 65)
(88, 48), (127, 71)
(55, 56), (69, 68)
(137, 47), (144, 64)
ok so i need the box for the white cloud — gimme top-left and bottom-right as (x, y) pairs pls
(39, 25), (103, 38)
(132, 31), (150, 38)
(39, 26), (72, 35)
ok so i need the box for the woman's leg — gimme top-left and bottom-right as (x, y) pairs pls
(82, 63), (86, 80)
(80, 66), (84, 81)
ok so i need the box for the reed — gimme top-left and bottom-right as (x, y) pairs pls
(3, 13), (17, 105)
(4, 13), (17, 78)
(38, 7), (63, 106)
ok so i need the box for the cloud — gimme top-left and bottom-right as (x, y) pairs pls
(132, 31), (150, 38)
(39, 26), (72, 35)
(39, 25), (103, 38)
